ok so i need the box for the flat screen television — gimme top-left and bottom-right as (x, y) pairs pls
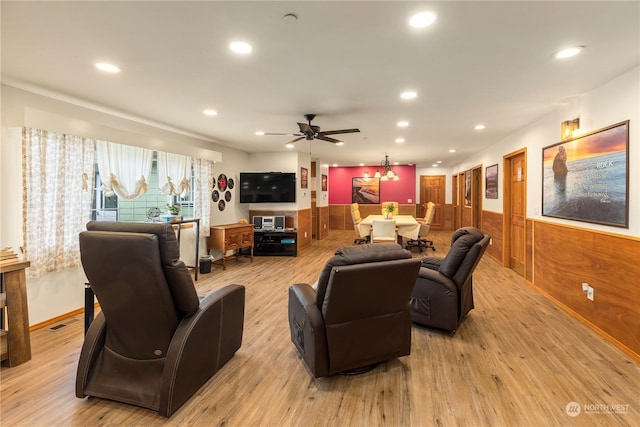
(239, 172), (296, 203)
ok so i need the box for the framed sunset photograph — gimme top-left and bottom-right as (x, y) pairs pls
(542, 120), (628, 228)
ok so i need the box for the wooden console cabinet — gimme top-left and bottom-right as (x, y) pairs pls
(0, 260), (32, 367)
(207, 224), (254, 269)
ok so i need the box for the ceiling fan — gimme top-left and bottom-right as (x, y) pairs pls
(264, 114), (360, 144)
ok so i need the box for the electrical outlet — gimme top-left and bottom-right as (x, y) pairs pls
(489, 238), (493, 245)
(304, 232), (307, 238)
(587, 286), (594, 301)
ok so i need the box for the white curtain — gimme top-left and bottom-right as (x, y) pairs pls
(157, 151), (192, 197)
(192, 158), (215, 238)
(96, 140), (152, 200)
(22, 128), (95, 278)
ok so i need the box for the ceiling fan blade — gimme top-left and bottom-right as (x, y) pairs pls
(263, 132), (289, 136)
(297, 122), (313, 134)
(317, 135), (342, 143)
(318, 128), (360, 136)
(288, 136), (305, 143)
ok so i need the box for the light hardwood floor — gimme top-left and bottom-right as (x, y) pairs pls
(1, 230), (638, 426)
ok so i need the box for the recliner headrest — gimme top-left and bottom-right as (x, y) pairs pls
(85, 221), (199, 317)
(439, 227), (483, 279)
(315, 243), (412, 307)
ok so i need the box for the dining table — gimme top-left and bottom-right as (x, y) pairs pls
(358, 214), (420, 243)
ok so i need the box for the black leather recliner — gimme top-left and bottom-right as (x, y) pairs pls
(288, 243), (421, 378)
(410, 227), (490, 332)
(77, 221), (245, 417)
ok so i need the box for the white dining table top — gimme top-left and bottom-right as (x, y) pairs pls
(358, 215), (420, 240)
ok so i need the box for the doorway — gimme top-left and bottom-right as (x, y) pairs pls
(418, 175), (445, 229)
(503, 149), (527, 277)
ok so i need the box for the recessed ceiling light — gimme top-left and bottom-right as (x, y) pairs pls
(409, 11), (437, 28)
(555, 46), (583, 59)
(474, 124), (486, 130)
(336, 142), (344, 146)
(397, 121), (409, 127)
(359, 163), (365, 166)
(400, 91), (417, 100)
(332, 163), (338, 167)
(255, 131), (265, 136)
(449, 149), (456, 153)
(203, 109), (218, 116)
(95, 62), (120, 73)
(285, 143), (294, 148)
(437, 160), (442, 164)
(395, 138), (405, 143)
(229, 41), (252, 54)
(432, 164), (438, 167)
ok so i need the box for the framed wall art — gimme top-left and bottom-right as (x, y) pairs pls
(464, 170), (472, 206)
(542, 120), (628, 228)
(485, 164), (498, 199)
(352, 177), (380, 204)
(301, 167), (308, 189)
(321, 174), (327, 191)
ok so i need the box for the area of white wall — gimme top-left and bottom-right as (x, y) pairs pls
(452, 66), (639, 237)
(316, 162), (329, 207)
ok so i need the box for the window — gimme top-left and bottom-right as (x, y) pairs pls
(91, 158), (195, 222)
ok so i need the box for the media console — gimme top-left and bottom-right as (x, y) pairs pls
(253, 230), (297, 257)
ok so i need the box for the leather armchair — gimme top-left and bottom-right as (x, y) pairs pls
(410, 227), (490, 332)
(77, 221), (245, 417)
(288, 243), (421, 377)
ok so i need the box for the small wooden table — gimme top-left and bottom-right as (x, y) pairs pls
(0, 260), (32, 366)
(207, 224), (254, 269)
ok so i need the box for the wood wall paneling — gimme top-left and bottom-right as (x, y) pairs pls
(296, 208), (312, 251)
(533, 220), (640, 358)
(317, 206), (329, 240)
(481, 210), (503, 263)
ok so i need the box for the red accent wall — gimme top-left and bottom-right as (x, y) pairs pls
(328, 165), (416, 204)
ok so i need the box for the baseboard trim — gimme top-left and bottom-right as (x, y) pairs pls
(526, 279), (640, 363)
(29, 302), (100, 332)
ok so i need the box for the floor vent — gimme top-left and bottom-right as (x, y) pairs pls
(49, 324), (66, 331)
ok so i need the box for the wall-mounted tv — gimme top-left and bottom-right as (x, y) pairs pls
(239, 172), (296, 203)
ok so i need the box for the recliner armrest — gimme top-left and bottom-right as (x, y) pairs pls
(159, 284), (245, 417)
(416, 267), (457, 294)
(288, 284), (329, 378)
(420, 256), (443, 271)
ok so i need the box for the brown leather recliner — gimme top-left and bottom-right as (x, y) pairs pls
(77, 221), (245, 417)
(288, 243), (421, 378)
(410, 227), (490, 332)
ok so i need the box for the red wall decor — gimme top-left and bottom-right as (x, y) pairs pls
(328, 165), (416, 204)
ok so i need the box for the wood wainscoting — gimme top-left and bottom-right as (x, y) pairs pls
(481, 210), (503, 263)
(316, 206), (329, 240)
(533, 220), (640, 360)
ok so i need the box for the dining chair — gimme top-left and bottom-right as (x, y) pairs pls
(350, 203), (368, 244)
(371, 219), (397, 243)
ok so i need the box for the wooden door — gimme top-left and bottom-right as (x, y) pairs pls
(419, 175), (445, 229)
(504, 150), (526, 276)
(472, 167), (482, 228)
(452, 174), (459, 230)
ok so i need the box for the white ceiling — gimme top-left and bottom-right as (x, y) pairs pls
(2, 1), (639, 168)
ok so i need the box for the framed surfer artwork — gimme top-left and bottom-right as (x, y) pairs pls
(542, 121), (628, 228)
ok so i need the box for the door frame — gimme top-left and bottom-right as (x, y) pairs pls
(502, 148), (527, 271)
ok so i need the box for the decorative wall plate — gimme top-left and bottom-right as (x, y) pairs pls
(212, 177), (216, 188)
(225, 191), (232, 202)
(212, 190), (219, 202)
(228, 178), (235, 190)
(218, 199), (226, 211)
(217, 174), (227, 191)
